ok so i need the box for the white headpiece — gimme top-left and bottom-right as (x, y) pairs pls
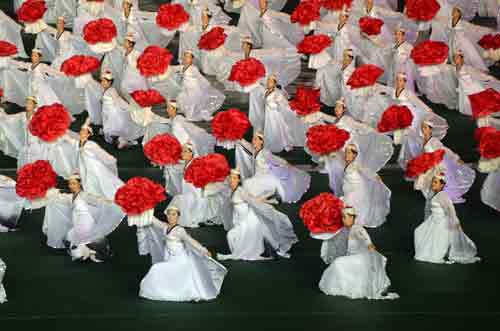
(342, 206), (357, 216)
(57, 16), (65, 21)
(242, 36), (253, 45)
(335, 97), (346, 106)
(269, 73), (278, 82)
(434, 172), (446, 182)
(230, 167), (241, 176)
(101, 70), (113, 81)
(455, 49), (464, 57)
(255, 131), (264, 140)
(81, 117), (93, 135)
(166, 205), (180, 213)
(346, 143), (358, 153)
(69, 173), (81, 181)
(395, 23), (406, 33)
(397, 72), (407, 80)
(32, 48), (42, 55)
(26, 95), (38, 104)
(168, 100), (177, 109)
(184, 49), (194, 56)
(341, 4), (350, 16)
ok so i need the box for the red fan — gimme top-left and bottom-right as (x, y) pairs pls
(289, 86), (322, 116)
(156, 3), (189, 31)
(468, 88), (500, 119)
(306, 124), (350, 155)
(291, 0), (321, 26)
(60, 55), (100, 76)
(297, 34), (332, 55)
(130, 89), (166, 107)
(321, 0), (352, 11)
(478, 128), (500, 160)
(115, 177), (166, 215)
(377, 105), (414, 132)
(198, 27), (227, 51)
(410, 41), (449, 66)
(474, 126), (496, 143)
(478, 34), (498, 50)
(16, 0), (47, 23)
(16, 160), (57, 200)
(184, 153), (231, 188)
(359, 17), (384, 36)
(137, 46), (173, 78)
(211, 108), (251, 142)
(228, 57), (266, 87)
(0, 41), (18, 57)
(28, 103), (71, 142)
(405, 0), (441, 22)
(83, 18), (117, 45)
(405, 149), (445, 178)
(143, 134), (182, 166)
(346, 64), (384, 89)
(299, 193), (344, 234)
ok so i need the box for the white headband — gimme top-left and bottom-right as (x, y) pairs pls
(342, 206), (356, 216)
(101, 71), (113, 80)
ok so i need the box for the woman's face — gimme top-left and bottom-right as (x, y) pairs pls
(259, 0), (267, 11)
(252, 135), (264, 150)
(100, 78), (112, 89)
(343, 53), (352, 65)
(183, 52), (193, 66)
(396, 76), (406, 89)
(25, 100), (36, 112)
(394, 30), (405, 44)
(167, 210), (179, 225)
(452, 7), (461, 21)
(31, 52), (41, 64)
(334, 103), (345, 118)
(454, 54), (464, 66)
(229, 173), (240, 190)
(202, 11), (210, 26)
(56, 18), (65, 31)
(166, 105), (177, 118)
(342, 214), (355, 227)
(242, 42), (252, 54)
(181, 148), (193, 161)
(344, 146), (357, 163)
(79, 128), (91, 141)
(431, 177), (445, 193)
(68, 179), (81, 193)
(266, 77), (276, 90)
(421, 123), (432, 137)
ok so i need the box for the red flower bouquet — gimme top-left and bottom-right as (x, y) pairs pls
(291, 0), (321, 26)
(130, 89), (166, 107)
(299, 193), (344, 234)
(0, 41), (18, 57)
(474, 126), (496, 143)
(156, 3), (189, 31)
(478, 34), (500, 50)
(289, 86), (321, 116)
(17, 0), (47, 23)
(321, 0), (352, 11)
(377, 105), (414, 132)
(83, 18), (117, 45)
(359, 17), (384, 36)
(468, 88), (500, 119)
(478, 128), (500, 160)
(28, 103), (71, 142)
(115, 177), (166, 215)
(228, 57), (266, 88)
(198, 27), (227, 51)
(137, 46), (173, 78)
(143, 134), (182, 166)
(306, 124), (350, 155)
(184, 153), (230, 188)
(16, 160), (57, 200)
(297, 34), (332, 55)
(346, 64), (384, 89)
(405, 149), (445, 178)
(211, 108), (251, 143)
(410, 40), (449, 66)
(60, 55), (100, 76)
(405, 0), (441, 22)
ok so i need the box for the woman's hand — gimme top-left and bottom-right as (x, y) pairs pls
(368, 244), (376, 252)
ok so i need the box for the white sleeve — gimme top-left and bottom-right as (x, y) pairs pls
(178, 228), (209, 255)
(354, 226), (373, 247)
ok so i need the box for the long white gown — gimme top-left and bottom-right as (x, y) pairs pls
(0, 175), (25, 231)
(217, 185), (298, 261)
(319, 225), (398, 300)
(481, 170), (500, 212)
(385, 41), (415, 92)
(139, 224), (227, 302)
(414, 190), (480, 264)
(315, 60), (355, 107)
(0, 258), (6, 304)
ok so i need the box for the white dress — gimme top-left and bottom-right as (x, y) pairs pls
(319, 225), (398, 300)
(139, 224), (227, 302)
(0, 10), (27, 58)
(101, 47), (148, 96)
(0, 258), (6, 304)
(217, 185), (298, 261)
(481, 169), (500, 212)
(385, 41), (415, 92)
(0, 175), (24, 232)
(314, 21), (354, 63)
(315, 60), (355, 107)
(414, 190), (480, 264)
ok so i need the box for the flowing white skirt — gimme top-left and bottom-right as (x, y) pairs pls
(0, 180), (24, 229)
(0, 258), (6, 304)
(481, 171), (500, 212)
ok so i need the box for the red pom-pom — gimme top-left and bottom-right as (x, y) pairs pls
(115, 177), (166, 215)
(299, 193), (344, 234)
(405, 149), (445, 178)
(0, 89), (3, 98)
(377, 105), (414, 132)
(359, 17), (384, 36)
(28, 103), (70, 142)
(474, 126), (497, 143)
(468, 88), (500, 119)
(184, 153), (230, 188)
(478, 128), (500, 159)
(16, 160), (57, 200)
(83, 18), (117, 45)
(156, 3), (190, 31)
(228, 57), (266, 87)
(198, 27), (227, 51)
(17, 0), (47, 23)
(478, 34), (500, 50)
(406, 0), (441, 22)
(297, 34), (332, 55)
(211, 108), (251, 142)
(410, 40), (449, 66)
(137, 45), (173, 77)
(289, 86), (322, 116)
(0, 41), (18, 57)
(130, 89), (166, 107)
(143, 134), (182, 166)
(346, 64), (384, 89)
(306, 124), (350, 155)
(60, 55), (100, 76)
(321, 0), (352, 11)
(291, 0), (321, 26)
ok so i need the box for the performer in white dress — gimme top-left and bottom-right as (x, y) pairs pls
(319, 206), (398, 300)
(414, 173), (480, 264)
(217, 168), (298, 261)
(385, 26), (415, 92)
(139, 205), (227, 302)
(0, 175), (24, 232)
